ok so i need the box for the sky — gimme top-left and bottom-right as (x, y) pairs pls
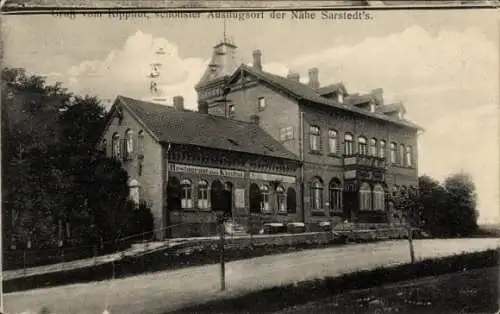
(3, 9), (499, 223)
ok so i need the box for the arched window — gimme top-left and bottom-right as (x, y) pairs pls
(400, 144), (405, 166)
(197, 180), (209, 209)
(405, 145), (412, 167)
(373, 184), (385, 211)
(369, 138), (377, 156)
(329, 179), (342, 212)
(309, 125), (321, 151)
(379, 140), (386, 159)
(167, 177), (181, 211)
(328, 129), (338, 154)
(124, 129), (134, 160)
(359, 182), (372, 211)
(287, 187), (297, 213)
(260, 185), (271, 212)
(358, 137), (367, 155)
(390, 142), (397, 164)
(344, 133), (353, 156)
(310, 178), (324, 210)
(276, 185), (286, 213)
(138, 130), (145, 157)
(180, 179), (193, 209)
(111, 133), (120, 159)
(249, 183), (261, 213)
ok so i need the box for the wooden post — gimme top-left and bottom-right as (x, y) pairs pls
(219, 219), (226, 291)
(408, 225), (415, 263)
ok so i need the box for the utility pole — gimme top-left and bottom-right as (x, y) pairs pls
(218, 214), (226, 291)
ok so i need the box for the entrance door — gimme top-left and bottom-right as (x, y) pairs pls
(211, 180), (232, 218)
(223, 182), (233, 218)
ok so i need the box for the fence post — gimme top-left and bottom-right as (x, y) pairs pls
(94, 245), (98, 266)
(60, 248), (65, 271)
(219, 218), (226, 291)
(23, 250), (27, 277)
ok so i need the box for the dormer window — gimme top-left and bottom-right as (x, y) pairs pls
(337, 93), (344, 104)
(398, 111), (404, 119)
(370, 103), (375, 113)
(258, 97), (266, 111)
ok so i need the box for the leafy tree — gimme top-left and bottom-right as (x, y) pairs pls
(443, 172), (478, 236)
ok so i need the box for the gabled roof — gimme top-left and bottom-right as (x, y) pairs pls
(316, 82), (348, 96)
(115, 95), (298, 161)
(228, 64), (423, 131)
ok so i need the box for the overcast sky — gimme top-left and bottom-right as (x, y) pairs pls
(3, 9), (498, 223)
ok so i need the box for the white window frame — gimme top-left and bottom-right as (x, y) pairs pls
(328, 129), (338, 154)
(197, 180), (209, 209)
(181, 179), (193, 209)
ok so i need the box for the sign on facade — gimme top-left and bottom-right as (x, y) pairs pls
(249, 172), (296, 183)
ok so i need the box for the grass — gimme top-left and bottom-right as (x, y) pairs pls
(168, 249), (499, 314)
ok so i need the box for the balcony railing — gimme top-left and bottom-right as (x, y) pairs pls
(343, 154), (386, 169)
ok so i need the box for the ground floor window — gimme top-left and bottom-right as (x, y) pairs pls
(373, 184), (385, 210)
(359, 182), (372, 211)
(260, 185), (271, 212)
(249, 183), (261, 213)
(197, 180), (209, 209)
(287, 187), (297, 213)
(329, 179), (342, 212)
(276, 185), (286, 213)
(181, 179), (193, 209)
(311, 178), (324, 210)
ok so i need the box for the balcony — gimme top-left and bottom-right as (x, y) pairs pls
(343, 154), (386, 170)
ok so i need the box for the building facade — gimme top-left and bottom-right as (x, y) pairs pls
(99, 38), (422, 239)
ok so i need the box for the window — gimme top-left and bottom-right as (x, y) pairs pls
(138, 130), (145, 158)
(279, 126), (294, 141)
(379, 140), (386, 158)
(310, 178), (324, 210)
(124, 129), (134, 160)
(344, 133), (353, 155)
(197, 180), (209, 209)
(373, 184), (385, 211)
(400, 144), (405, 166)
(405, 145), (412, 167)
(260, 185), (270, 212)
(329, 179), (342, 212)
(276, 185), (286, 213)
(390, 142), (397, 164)
(358, 137), (367, 155)
(111, 133), (120, 159)
(328, 129), (338, 154)
(249, 183), (261, 213)
(309, 125), (321, 151)
(287, 187), (297, 213)
(369, 138), (377, 156)
(228, 104), (235, 117)
(181, 179), (193, 209)
(258, 97), (266, 111)
(359, 182), (372, 211)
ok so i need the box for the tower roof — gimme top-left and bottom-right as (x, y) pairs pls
(195, 39), (239, 89)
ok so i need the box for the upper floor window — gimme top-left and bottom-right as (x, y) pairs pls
(279, 126), (294, 141)
(344, 133), (354, 156)
(138, 130), (145, 158)
(258, 97), (266, 111)
(369, 138), (377, 156)
(309, 125), (321, 151)
(124, 129), (134, 160)
(390, 142), (397, 164)
(405, 145), (413, 167)
(328, 129), (338, 154)
(228, 104), (235, 117)
(111, 133), (120, 159)
(358, 136), (367, 155)
(379, 140), (386, 158)
(400, 144), (405, 165)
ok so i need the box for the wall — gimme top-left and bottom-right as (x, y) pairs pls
(102, 105), (164, 240)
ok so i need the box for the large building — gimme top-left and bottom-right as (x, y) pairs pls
(99, 38), (423, 239)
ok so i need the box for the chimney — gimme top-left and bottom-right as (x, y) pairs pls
(286, 71), (300, 82)
(371, 88), (384, 106)
(252, 49), (262, 71)
(173, 95), (184, 111)
(308, 68), (320, 89)
(198, 101), (208, 114)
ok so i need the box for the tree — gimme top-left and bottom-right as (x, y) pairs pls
(443, 172), (478, 236)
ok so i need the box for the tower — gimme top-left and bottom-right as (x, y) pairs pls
(149, 47), (167, 103)
(195, 21), (239, 114)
